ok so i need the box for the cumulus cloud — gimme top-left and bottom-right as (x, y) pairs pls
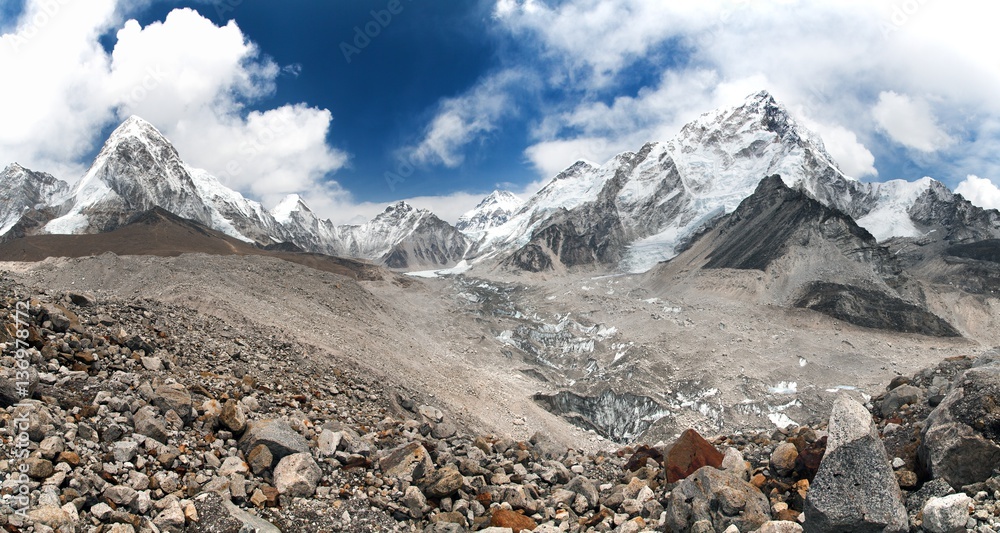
(411, 0), (1000, 186)
(0, 2), (348, 212)
(872, 91), (955, 152)
(956, 175), (1000, 211)
(407, 70), (528, 168)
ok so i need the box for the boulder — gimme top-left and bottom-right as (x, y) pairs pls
(379, 441), (433, 480)
(421, 466), (464, 499)
(921, 493), (972, 533)
(770, 442), (798, 477)
(490, 509), (537, 532)
(273, 453), (322, 498)
(238, 419), (310, 464)
(152, 383), (193, 424)
(219, 399), (247, 434)
(665, 465), (771, 533)
(880, 384), (924, 416)
(919, 363), (1000, 489)
(133, 406), (169, 444)
(804, 395), (907, 533)
(664, 428), (725, 483)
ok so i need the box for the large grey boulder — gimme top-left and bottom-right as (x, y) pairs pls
(664, 465), (770, 533)
(152, 383), (193, 424)
(238, 419), (310, 463)
(804, 395), (908, 533)
(919, 361), (1000, 489)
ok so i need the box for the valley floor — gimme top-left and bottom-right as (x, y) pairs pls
(1, 253), (988, 449)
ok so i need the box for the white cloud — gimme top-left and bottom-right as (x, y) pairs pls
(476, 0), (1000, 185)
(407, 70), (527, 168)
(956, 175), (1000, 211)
(0, 2), (347, 209)
(872, 91), (955, 152)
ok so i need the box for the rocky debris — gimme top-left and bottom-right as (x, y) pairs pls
(805, 395), (908, 532)
(665, 464), (771, 532)
(2, 275), (999, 532)
(919, 355), (1000, 489)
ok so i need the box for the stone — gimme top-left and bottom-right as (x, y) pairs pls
(317, 429), (342, 456)
(402, 485), (427, 518)
(0, 366), (39, 408)
(804, 395), (908, 533)
(273, 452), (322, 497)
(564, 476), (600, 509)
(218, 456), (249, 477)
(103, 484), (138, 507)
(919, 364), (1000, 489)
(27, 506), (72, 528)
(770, 442), (799, 477)
(25, 457), (54, 479)
(380, 441), (433, 480)
(247, 443), (274, 474)
(190, 491), (281, 533)
(152, 383), (193, 424)
(418, 405), (444, 422)
(880, 384), (924, 416)
(220, 399), (247, 433)
(152, 500), (185, 532)
(758, 521), (804, 533)
(238, 419), (310, 464)
(665, 465), (771, 533)
(38, 436), (64, 460)
(113, 441), (139, 463)
(56, 451), (80, 467)
(141, 356), (164, 371)
(133, 405), (169, 443)
(421, 466), (464, 499)
(664, 428), (725, 483)
(67, 291), (96, 306)
(922, 493), (973, 533)
(490, 509), (537, 532)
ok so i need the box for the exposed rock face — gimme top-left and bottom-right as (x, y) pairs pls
(793, 282), (961, 337)
(701, 175), (889, 272)
(804, 395), (908, 533)
(0, 163), (69, 237)
(919, 357), (1000, 489)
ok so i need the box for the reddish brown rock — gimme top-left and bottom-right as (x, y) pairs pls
(490, 509), (537, 532)
(624, 444), (663, 472)
(664, 429), (725, 483)
(793, 436), (827, 481)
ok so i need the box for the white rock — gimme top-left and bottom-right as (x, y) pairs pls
(922, 493), (972, 533)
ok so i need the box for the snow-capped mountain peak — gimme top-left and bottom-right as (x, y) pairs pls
(272, 194), (312, 224)
(0, 163), (70, 236)
(456, 190), (524, 234)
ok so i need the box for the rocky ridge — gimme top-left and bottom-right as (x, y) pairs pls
(1, 275), (998, 532)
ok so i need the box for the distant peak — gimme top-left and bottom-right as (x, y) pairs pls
(109, 115), (168, 142)
(748, 90), (776, 103)
(272, 193), (312, 224)
(386, 201), (415, 212)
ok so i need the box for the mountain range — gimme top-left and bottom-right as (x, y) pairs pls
(2, 91), (998, 282)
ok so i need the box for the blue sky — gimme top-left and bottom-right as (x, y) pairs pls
(2, 0), (1000, 222)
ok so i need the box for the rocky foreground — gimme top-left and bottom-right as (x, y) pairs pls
(1, 275), (999, 532)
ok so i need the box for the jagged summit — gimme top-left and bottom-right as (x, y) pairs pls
(272, 193), (312, 224)
(0, 162), (70, 236)
(457, 190), (524, 234)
